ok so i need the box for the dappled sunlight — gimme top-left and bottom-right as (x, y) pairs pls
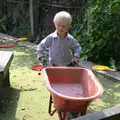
(88, 73), (120, 113)
(1, 44), (120, 119)
(0, 45), (58, 120)
(2, 46), (39, 69)
(14, 51), (30, 56)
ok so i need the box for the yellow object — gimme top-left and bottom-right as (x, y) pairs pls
(92, 65), (116, 71)
(8, 37), (28, 43)
(14, 37), (28, 42)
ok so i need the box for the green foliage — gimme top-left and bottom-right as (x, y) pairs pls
(0, 1), (30, 37)
(1, 0), (120, 65)
(0, 15), (7, 33)
(71, 0), (120, 65)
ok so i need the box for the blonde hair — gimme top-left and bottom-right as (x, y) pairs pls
(53, 11), (72, 26)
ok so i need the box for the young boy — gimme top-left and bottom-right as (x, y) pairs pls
(37, 11), (82, 66)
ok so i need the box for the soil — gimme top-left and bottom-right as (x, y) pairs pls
(0, 45), (120, 120)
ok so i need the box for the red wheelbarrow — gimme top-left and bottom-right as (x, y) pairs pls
(43, 66), (103, 120)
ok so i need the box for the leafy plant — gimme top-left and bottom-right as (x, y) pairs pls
(109, 57), (116, 69)
(71, 0), (120, 65)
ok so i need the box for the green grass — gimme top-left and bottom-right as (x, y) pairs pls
(0, 46), (58, 120)
(0, 44), (120, 120)
(89, 73), (120, 112)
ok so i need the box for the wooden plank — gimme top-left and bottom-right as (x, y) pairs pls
(0, 51), (13, 71)
(0, 51), (14, 87)
(29, 0), (39, 36)
(29, 0), (34, 36)
(72, 105), (120, 120)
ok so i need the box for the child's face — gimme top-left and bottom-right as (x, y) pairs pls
(54, 22), (69, 36)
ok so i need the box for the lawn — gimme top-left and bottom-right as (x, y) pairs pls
(0, 44), (120, 120)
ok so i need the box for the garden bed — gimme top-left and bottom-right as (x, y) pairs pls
(0, 40), (120, 120)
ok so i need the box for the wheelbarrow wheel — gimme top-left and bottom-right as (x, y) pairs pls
(70, 112), (79, 118)
(67, 111), (85, 119)
(66, 112), (74, 120)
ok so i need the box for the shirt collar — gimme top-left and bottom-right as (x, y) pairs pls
(53, 30), (69, 40)
(53, 31), (58, 38)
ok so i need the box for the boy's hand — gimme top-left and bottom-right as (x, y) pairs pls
(73, 56), (79, 64)
(39, 57), (45, 65)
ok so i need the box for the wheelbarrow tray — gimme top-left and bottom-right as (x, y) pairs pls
(43, 66), (103, 112)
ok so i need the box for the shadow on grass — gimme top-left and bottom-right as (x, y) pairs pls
(0, 87), (21, 120)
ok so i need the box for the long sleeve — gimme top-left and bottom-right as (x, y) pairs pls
(72, 38), (82, 57)
(37, 37), (50, 59)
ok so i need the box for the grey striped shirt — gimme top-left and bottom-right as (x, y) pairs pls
(37, 31), (82, 66)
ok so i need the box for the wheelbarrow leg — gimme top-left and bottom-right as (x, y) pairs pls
(58, 111), (71, 120)
(58, 112), (64, 120)
(81, 109), (87, 116)
(48, 94), (56, 116)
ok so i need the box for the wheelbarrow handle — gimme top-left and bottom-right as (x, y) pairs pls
(38, 60), (47, 75)
(43, 59), (47, 67)
(72, 61), (79, 66)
